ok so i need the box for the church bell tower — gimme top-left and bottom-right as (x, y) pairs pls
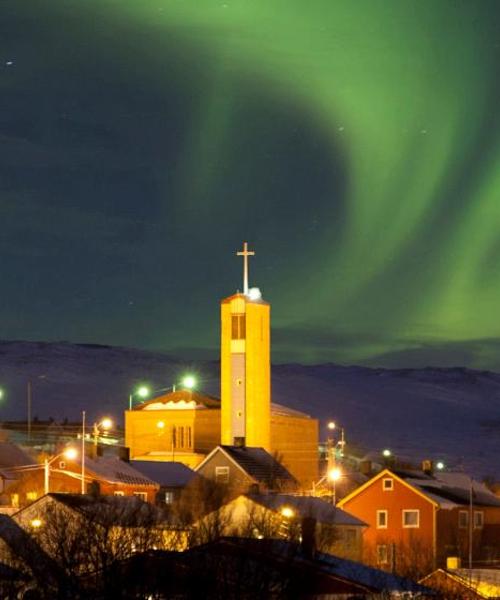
(221, 242), (271, 451)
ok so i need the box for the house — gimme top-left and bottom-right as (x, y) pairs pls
(199, 493), (366, 561)
(13, 493), (187, 555)
(194, 445), (298, 494)
(337, 467), (500, 576)
(130, 460), (198, 505)
(2, 454), (160, 508)
(421, 567), (500, 599)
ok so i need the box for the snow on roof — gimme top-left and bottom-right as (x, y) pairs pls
(246, 494), (366, 527)
(0, 441), (35, 469)
(130, 460), (197, 487)
(450, 568), (500, 596)
(81, 456), (157, 486)
(406, 472), (500, 508)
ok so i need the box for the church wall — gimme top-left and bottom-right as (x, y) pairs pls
(193, 409), (221, 453)
(270, 415), (319, 490)
(125, 409), (197, 459)
(245, 302), (271, 451)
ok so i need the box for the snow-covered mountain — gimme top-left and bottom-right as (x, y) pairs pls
(0, 341), (498, 480)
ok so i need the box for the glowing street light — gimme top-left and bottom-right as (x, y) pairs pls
(129, 385), (150, 410)
(328, 467), (342, 505)
(44, 447), (78, 495)
(181, 375), (196, 390)
(382, 449), (392, 458)
(280, 506), (295, 519)
(93, 417), (113, 447)
(436, 461), (445, 471)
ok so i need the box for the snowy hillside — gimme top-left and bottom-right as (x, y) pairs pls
(0, 341), (498, 480)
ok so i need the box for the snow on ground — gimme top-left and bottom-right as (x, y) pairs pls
(0, 341), (499, 480)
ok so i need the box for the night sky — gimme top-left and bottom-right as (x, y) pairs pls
(2, 1), (500, 368)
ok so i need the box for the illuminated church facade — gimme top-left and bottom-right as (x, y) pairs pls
(125, 243), (318, 488)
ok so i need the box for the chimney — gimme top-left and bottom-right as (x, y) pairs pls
(119, 446), (130, 462)
(422, 460), (433, 475)
(301, 517), (316, 559)
(360, 460), (372, 476)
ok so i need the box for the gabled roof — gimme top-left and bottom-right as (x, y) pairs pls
(0, 441), (35, 469)
(18, 493), (171, 527)
(195, 446), (297, 488)
(337, 468), (439, 508)
(79, 456), (158, 486)
(130, 461), (197, 487)
(245, 494), (366, 527)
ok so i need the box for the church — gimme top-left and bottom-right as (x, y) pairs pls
(125, 243), (318, 488)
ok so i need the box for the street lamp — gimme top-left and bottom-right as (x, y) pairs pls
(129, 385), (150, 411)
(44, 447), (78, 494)
(328, 467), (342, 506)
(93, 417), (113, 447)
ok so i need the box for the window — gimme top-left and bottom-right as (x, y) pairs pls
(215, 466), (230, 484)
(11, 494), (19, 508)
(114, 491), (124, 497)
(59, 461), (66, 469)
(474, 511), (484, 529)
(179, 427), (184, 448)
(403, 510), (419, 528)
(186, 426), (192, 449)
(377, 510), (388, 528)
(377, 544), (389, 565)
(172, 426), (177, 449)
(165, 491), (174, 505)
(133, 491), (148, 501)
(382, 478), (394, 491)
(458, 510), (469, 528)
(231, 314), (246, 339)
(26, 491), (38, 501)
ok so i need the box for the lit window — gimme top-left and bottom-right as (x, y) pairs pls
(377, 544), (389, 564)
(474, 511), (484, 529)
(114, 491), (124, 497)
(403, 510), (419, 528)
(26, 491), (38, 501)
(458, 510), (468, 528)
(165, 492), (174, 505)
(377, 510), (388, 528)
(231, 315), (246, 340)
(11, 494), (19, 508)
(133, 492), (148, 501)
(382, 478), (394, 491)
(59, 461), (66, 469)
(215, 466), (229, 484)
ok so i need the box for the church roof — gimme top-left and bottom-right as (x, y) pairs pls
(218, 446), (297, 487)
(271, 403), (311, 418)
(136, 390), (221, 411)
(220, 292), (269, 306)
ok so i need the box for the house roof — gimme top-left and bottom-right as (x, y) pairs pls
(188, 537), (431, 594)
(406, 471), (500, 508)
(130, 460), (197, 487)
(23, 493), (172, 527)
(245, 493), (366, 527)
(196, 446), (297, 488)
(78, 456), (158, 487)
(0, 441), (35, 469)
(421, 568), (500, 598)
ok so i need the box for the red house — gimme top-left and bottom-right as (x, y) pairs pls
(337, 467), (500, 577)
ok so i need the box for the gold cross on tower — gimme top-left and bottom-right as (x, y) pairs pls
(236, 241), (255, 296)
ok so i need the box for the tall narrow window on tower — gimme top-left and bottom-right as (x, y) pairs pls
(231, 314), (246, 339)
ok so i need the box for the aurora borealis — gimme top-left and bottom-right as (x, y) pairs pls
(2, 1), (500, 368)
